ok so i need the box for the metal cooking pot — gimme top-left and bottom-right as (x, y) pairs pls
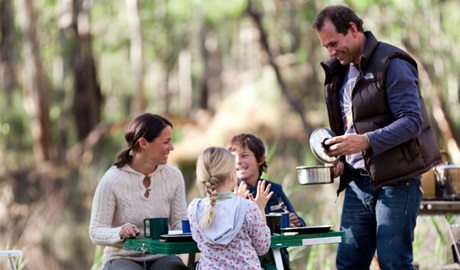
(297, 165), (334, 185)
(434, 162), (460, 200)
(296, 128), (338, 185)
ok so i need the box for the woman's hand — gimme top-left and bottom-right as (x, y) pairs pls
(248, 180), (274, 213)
(234, 181), (249, 198)
(119, 223), (140, 239)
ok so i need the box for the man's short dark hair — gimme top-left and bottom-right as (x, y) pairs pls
(312, 5), (364, 35)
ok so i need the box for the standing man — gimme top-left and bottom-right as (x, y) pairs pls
(312, 5), (442, 270)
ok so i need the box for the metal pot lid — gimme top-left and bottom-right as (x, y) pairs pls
(309, 128), (339, 164)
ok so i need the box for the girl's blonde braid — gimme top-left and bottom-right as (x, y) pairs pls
(199, 176), (218, 229)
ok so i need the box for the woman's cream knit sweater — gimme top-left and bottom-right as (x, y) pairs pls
(89, 164), (187, 267)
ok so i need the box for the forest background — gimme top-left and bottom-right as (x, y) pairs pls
(1, 0), (460, 269)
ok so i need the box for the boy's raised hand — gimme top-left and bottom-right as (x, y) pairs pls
(234, 181), (249, 198)
(248, 180), (273, 212)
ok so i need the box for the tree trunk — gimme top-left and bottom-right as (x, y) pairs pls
(178, 50), (192, 115)
(199, 24), (210, 110)
(199, 24), (222, 112)
(246, 0), (313, 136)
(72, 0), (103, 141)
(0, 0), (19, 102)
(281, 0), (300, 53)
(16, 0), (55, 161)
(125, 0), (146, 114)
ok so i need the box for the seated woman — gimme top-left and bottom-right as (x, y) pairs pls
(89, 113), (188, 270)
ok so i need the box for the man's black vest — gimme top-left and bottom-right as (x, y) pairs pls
(320, 32), (442, 192)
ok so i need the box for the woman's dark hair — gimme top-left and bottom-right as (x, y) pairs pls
(312, 5), (364, 35)
(227, 133), (267, 177)
(114, 113), (173, 168)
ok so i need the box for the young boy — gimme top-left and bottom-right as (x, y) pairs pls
(227, 133), (306, 270)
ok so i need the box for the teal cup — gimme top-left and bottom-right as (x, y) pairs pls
(143, 217), (169, 240)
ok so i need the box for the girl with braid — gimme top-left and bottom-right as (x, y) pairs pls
(188, 147), (273, 270)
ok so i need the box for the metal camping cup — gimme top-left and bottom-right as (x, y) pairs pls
(143, 217), (169, 240)
(266, 213), (282, 234)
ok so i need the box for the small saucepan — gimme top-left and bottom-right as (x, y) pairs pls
(297, 128), (338, 185)
(297, 165), (334, 185)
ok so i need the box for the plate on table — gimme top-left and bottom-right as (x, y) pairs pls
(281, 225), (334, 235)
(159, 233), (194, 242)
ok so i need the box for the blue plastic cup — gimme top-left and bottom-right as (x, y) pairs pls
(182, 219), (191, 233)
(281, 212), (290, 228)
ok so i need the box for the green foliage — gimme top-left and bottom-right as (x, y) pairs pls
(348, 0), (371, 12)
(442, 1), (460, 39)
(299, 4), (319, 22)
(190, 0), (247, 24)
(433, 216), (448, 244)
(0, 92), (33, 166)
(90, 245), (103, 270)
(261, 137), (278, 180)
(91, 128), (126, 171)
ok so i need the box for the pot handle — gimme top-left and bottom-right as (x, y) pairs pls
(433, 161), (451, 174)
